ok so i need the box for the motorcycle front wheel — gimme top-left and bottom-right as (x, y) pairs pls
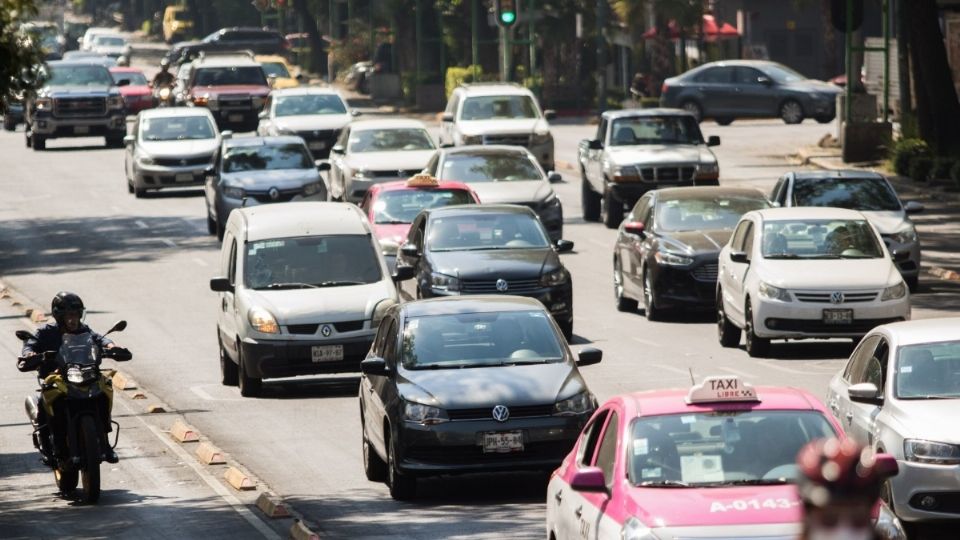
(54, 466), (78, 494)
(79, 415), (101, 503)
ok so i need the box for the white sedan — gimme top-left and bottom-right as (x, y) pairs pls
(717, 207), (910, 357)
(256, 87), (352, 159)
(826, 318), (960, 531)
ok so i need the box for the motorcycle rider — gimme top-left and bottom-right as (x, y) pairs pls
(18, 292), (120, 465)
(150, 58), (176, 89)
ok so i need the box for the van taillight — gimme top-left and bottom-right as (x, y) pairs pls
(661, 83), (669, 94)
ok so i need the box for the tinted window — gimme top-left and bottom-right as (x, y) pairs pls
(439, 153), (543, 182)
(460, 95), (538, 120)
(223, 143), (313, 172)
(348, 128), (435, 153)
(791, 177), (901, 212)
(111, 71), (148, 86)
(733, 67), (766, 85)
(47, 65), (113, 86)
(693, 67), (732, 83)
(373, 189), (475, 224)
(260, 62), (290, 78)
(400, 309), (564, 369)
(427, 212), (549, 251)
(655, 195), (769, 232)
(761, 219), (883, 259)
(844, 335), (881, 381)
(193, 66), (267, 86)
(896, 340), (960, 399)
(610, 116), (704, 146)
(578, 411), (611, 466)
(595, 412), (620, 484)
(274, 94), (347, 116)
(761, 63), (806, 84)
(140, 115), (215, 141)
(94, 36), (126, 46)
(244, 235), (382, 289)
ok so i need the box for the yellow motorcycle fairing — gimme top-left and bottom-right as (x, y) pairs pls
(40, 369), (115, 417)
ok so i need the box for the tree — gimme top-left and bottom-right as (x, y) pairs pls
(0, 0), (45, 110)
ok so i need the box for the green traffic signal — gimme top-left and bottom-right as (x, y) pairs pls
(500, 11), (516, 24)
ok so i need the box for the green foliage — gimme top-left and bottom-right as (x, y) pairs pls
(0, 0), (47, 109)
(909, 157), (933, 183)
(444, 65), (489, 98)
(931, 157), (957, 181)
(890, 138), (931, 176)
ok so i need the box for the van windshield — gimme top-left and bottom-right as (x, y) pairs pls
(244, 235), (382, 289)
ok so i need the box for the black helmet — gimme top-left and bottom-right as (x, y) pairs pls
(51, 292), (84, 323)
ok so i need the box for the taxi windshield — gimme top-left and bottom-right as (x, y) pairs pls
(628, 410), (836, 487)
(373, 189), (474, 224)
(895, 340), (960, 399)
(761, 219), (884, 259)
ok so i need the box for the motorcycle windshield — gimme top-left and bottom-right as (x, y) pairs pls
(59, 332), (99, 366)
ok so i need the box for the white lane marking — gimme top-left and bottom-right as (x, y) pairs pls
(193, 258), (209, 267)
(719, 365), (757, 379)
(631, 337), (662, 348)
(161, 239), (177, 248)
(135, 220), (148, 229)
(758, 360), (810, 375)
(190, 385), (216, 401)
(652, 362), (693, 377)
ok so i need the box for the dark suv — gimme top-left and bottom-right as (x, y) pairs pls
(185, 52), (271, 132)
(24, 60), (128, 150)
(167, 27), (288, 65)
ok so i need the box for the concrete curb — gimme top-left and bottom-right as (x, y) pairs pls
(255, 492), (290, 518)
(224, 466), (256, 491)
(170, 419), (200, 443)
(289, 520), (321, 540)
(196, 442), (226, 465)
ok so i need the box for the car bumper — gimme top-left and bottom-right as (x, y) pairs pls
(133, 163), (213, 189)
(652, 264), (717, 309)
(752, 296), (910, 339)
(396, 414), (587, 476)
(427, 284), (573, 324)
(31, 113), (127, 138)
(210, 108), (260, 132)
(881, 237), (922, 279)
(239, 333), (375, 378)
(889, 459), (960, 521)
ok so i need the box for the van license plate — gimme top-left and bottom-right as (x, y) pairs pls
(822, 309), (853, 325)
(74, 125), (89, 134)
(482, 431), (523, 453)
(228, 113), (244, 122)
(175, 173), (193, 182)
(311, 344), (344, 363)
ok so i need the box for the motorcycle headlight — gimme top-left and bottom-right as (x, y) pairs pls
(622, 517), (659, 540)
(247, 307), (280, 334)
(66, 366), (84, 384)
(904, 439), (960, 465)
(758, 281), (792, 302)
(34, 97), (52, 111)
(540, 267), (569, 287)
(892, 224), (918, 244)
(372, 298), (396, 328)
(222, 185), (246, 199)
(654, 249), (693, 267)
(882, 282), (907, 301)
(554, 391), (596, 416)
(108, 95), (125, 109)
(430, 272), (460, 292)
(403, 401), (447, 425)
(874, 502), (907, 540)
(461, 134), (483, 145)
(137, 153), (156, 166)
(531, 131), (552, 145)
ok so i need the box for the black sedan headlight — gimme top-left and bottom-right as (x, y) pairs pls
(554, 391), (597, 416)
(540, 267), (569, 287)
(403, 401), (448, 425)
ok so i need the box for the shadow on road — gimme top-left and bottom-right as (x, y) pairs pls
(258, 376), (362, 399)
(140, 189), (205, 199)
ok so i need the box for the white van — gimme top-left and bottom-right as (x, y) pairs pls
(210, 202), (410, 397)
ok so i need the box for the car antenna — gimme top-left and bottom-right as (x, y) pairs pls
(241, 196), (249, 208)
(688, 368), (696, 385)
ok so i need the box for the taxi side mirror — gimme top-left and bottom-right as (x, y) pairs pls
(570, 466), (607, 493)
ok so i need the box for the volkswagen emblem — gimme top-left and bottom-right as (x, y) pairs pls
(268, 187), (280, 201)
(495, 278), (509, 292)
(320, 324), (333, 337)
(492, 405), (510, 422)
(830, 291), (845, 304)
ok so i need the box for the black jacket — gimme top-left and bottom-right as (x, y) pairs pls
(19, 322), (113, 378)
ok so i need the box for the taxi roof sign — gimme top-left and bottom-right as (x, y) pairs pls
(406, 173), (440, 188)
(685, 375), (759, 404)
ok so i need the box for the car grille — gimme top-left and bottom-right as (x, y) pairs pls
(765, 317), (903, 334)
(482, 134), (530, 146)
(405, 440), (570, 464)
(793, 291), (878, 303)
(54, 96), (106, 117)
(286, 320), (365, 335)
(153, 155), (212, 167)
(370, 169), (421, 179)
(218, 94), (253, 110)
(296, 129), (340, 143)
(691, 262), (718, 281)
(247, 187), (303, 203)
(447, 404), (556, 421)
(460, 278), (541, 294)
(639, 165), (697, 183)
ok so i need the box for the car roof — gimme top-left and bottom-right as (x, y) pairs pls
(240, 202), (369, 242)
(109, 67), (144, 73)
(223, 135), (305, 149)
(348, 118), (428, 130)
(694, 59), (787, 70)
(194, 55), (260, 67)
(268, 86), (342, 98)
(601, 108), (696, 120)
(623, 385), (824, 417)
(374, 179), (476, 193)
(140, 106), (214, 119)
(439, 145), (533, 157)
(401, 295), (549, 317)
(47, 59), (111, 67)
(790, 170), (886, 181)
(753, 207), (866, 221)
(425, 204), (535, 219)
(876, 318), (960, 347)
(654, 186), (768, 200)
(457, 83), (532, 97)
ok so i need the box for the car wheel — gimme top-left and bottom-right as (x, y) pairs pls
(133, 185), (146, 198)
(106, 135), (124, 149)
(681, 100), (703, 122)
(216, 218), (225, 242)
(744, 300), (770, 357)
(815, 115), (835, 124)
(643, 270), (661, 321)
(32, 133), (46, 151)
(715, 117), (734, 126)
(717, 290), (741, 348)
(386, 436), (416, 500)
(779, 100), (804, 124)
(2, 116), (15, 131)
(603, 188), (623, 229)
(361, 414), (387, 482)
(206, 210), (217, 235)
(581, 171), (601, 222)
(219, 333), (238, 386)
(906, 275), (919, 293)
(614, 257), (638, 312)
(127, 181), (134, 194)
(237, 347), (262, 397)
(558, 318), (573, 342)
(25, 129), (32, 147)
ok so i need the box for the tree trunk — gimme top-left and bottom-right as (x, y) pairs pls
(896, 0), (912, 116)
(292, 0), (327, 76)
(907, 0), (960, 154)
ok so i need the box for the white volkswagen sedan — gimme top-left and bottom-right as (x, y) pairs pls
(826, 318), (960, 531)
(717, 207), (910, 357)
(255, 87), (352, 160)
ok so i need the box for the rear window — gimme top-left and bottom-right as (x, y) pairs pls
(791, 177), (901, 212)
(111, 71), (148, 86)
(193, 66), (267, 86)
(223, 143), (313, 172)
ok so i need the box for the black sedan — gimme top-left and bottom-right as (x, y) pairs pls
(660, 60), (842, 125)
(358, 295), (602, 500)
(613, 186), (769, 320)
(395, 204), (575, 339)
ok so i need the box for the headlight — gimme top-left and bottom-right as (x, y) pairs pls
(554, 391), (596, 416)
(302, 181), (323, 196)
(622, 517), (659, 540)
(274, 126), (296, 136)
(697, 162), (719, 175)
(904, 439), (960, 465)
(372, 299), (396, 328)
(758, 281), (791, 302)
(540, 267), (569, 287)
(461, 134), (482, 145)
(875, 502), (907, 540)
(222, 185), (246, 199)
(248, 307), (280, 334)
(66, 366), (84, 384)
(352, 169), (372, 181)
(108, 95), (125, 109)
(892, 225), (917, 244)
(430, 272), (460, 292)
(34, 97), (52, 111)
(252, 96), (265, 109)
(531, 131), (552, 145)
(403, 401), (447, 425)
(207, 97), (219, 110)
(137, 154), (156, 166)
(612, 165), (641, 182)
(882, 282), (907, 301)
(654, 249), (693, 267)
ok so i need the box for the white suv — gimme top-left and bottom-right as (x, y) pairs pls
(210, 202), (409, 397)
(440, 83), (555, 171)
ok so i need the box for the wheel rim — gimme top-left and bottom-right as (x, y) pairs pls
(745, 306), (755, 348)
(683, 102), (701, 120)
(387, 445), (397, 487)
(717, 301), (726, 339)
(643, 273), (653, 310)
(782, 102), (802, 123)
(613, 260), (624, 301)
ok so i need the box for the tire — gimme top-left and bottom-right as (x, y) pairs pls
(715, 117), (734, 126)
(3, 116), (15, 131)
(779, 100), (804, 124)
(642, 270), (661, 322)
(133, 185), (146, 198)
(25, 130), (32, 147)
(717, 290), (741, 348)
(603, 188), (623, 229)
(815, 115), (835, 124)
(216, 218), (225, 242)
(79, 415), (101, 503)
(32, 134), (46, 150)
(681, 100), (703, 122)
(207, 210), (217, 235)
(581, 173), (601, 222)
(744, 301), (770, 358)
(386, 437), (416, 500)
(106, 136), (124, 149)
(219, 334), (238, 386)
(906, 275), (919, 293)
(614, 257), (638, 312)
(127, 181), (134, 194)
(558, 318), (574, 342)
(54, 466), (79, 494)
(238, 348), (262, 397)
(362, 420), (387, 482)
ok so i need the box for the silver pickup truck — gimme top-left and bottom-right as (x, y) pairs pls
(578, 108), (721, 228)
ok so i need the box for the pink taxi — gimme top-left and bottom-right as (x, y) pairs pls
(545, 376), (906, 539)
(359, 174), (479, 269)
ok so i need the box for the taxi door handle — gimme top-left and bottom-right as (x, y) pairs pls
(845, 412), (854, 424)
(554, 490), (562, 504)
(574, 506), (583, 519)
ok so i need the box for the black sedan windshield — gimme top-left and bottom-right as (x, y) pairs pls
(402, 310), (564, 369)
(224, 143), (312, 172)
(440, 153), (543, 182)
(656, 196), (769, 232)
(762, 219), (884, 259)
(427, 213), (549, 251)
(610, 116), (703, 146)
(896, 341), (960, 399)
(792, 177), (901, 212)
(244, 235), (381, 289)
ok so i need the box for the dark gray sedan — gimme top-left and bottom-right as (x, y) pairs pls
(358, 295), (602, 500)
(660, 60), (842, 125)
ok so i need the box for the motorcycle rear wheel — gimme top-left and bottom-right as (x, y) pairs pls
(79, 415), (101, 503)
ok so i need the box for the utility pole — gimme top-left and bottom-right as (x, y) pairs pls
(597, 0), (606, 113)
(471, 0), (479, 80)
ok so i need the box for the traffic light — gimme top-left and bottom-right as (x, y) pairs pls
(495, 0), (519, 28)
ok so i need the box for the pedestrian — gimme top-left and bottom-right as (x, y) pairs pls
(630, 72), (648, 99)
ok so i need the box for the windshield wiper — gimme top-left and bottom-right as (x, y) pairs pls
(637, 480), (690, 488)
(764, 253), (800, 259)
(258, 282), (319, 290)
(375, 220), (409, 225)
(316, 280), (365, 287)
(712, 478), (790, 486)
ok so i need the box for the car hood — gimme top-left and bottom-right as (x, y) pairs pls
(221, 168), (320, 189)
(42, 85), (117, 97)
(397, 361), (583, 409)
(248, 281), (394, 324)
(756, 258), (901, 289)
(458, 118), (548, 136)
(119, 85), (151, 96)
(344, 150), (434, 171)
(859, 210), (909, 235)
(372, 223), (411, 247)
(194, 85), (271, 97)
(889, 400), (960, 443)
(140, 138), (220, 157)
(628, 485), (801, 528)
(465, 180), (552, 204)
(273, 114), (351, 131)
(660, 229), (732, 255)
(428, 247), (557, 280)
(605, 144), (712, 165)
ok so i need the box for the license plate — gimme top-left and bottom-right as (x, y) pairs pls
(309, 141), (327, 150)
(175, 173), (193, 182)
(74, 125), (89, 134)
(311, 344), (344, 363)
(482, 431), (523, 453)
(822, 309), (853, 325)
(228, 113), (244, 122)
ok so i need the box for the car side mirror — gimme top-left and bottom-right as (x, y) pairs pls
(848, 382), (882, 405)
(570, 466), (607, 493)
(209, 277), (233, 292)
(315, 159), (331, 171)
(555, 239), (575, 253)
(123, 134), (135, 146)
(730, 251), (750, 264)
(577, 347), (602, 366)
(757, 76), (773, 86)
(441, 112), (454, 123)
(105, 320), (127, 336)
(903, 200), (924, 214)
(707, 135), (721, 147)
(624, 221), (645, 237)
(547, 171), (562, 183)
(891, 249), (910, 262)
(360, 356), (390, 376)
(392, 265), (415, 282)
(350, 109), (361, 117)
(258, 111), (268, 119)
(400, 243), (420, 258)
(587, 139), (603, 150)
(16, 330), (36, 342)
(331, 144), (345, 155)
(543, 109), (556, 121)
(221, 130), (233, 140)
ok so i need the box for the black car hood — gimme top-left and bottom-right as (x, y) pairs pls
(659, 229), (731, 255)
(427, 247), (556, 280)
(397, 361), (586, 409)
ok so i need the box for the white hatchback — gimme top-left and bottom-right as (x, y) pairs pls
(717, 207), (910, 357)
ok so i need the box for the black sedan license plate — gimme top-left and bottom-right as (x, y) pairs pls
(482, 431), (523, 453)
(822, 309), (853, 325)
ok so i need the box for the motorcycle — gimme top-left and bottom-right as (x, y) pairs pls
(17, 321), (132, 503)
(153, 84), (175, 107)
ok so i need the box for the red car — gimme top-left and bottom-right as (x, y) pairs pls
(109, 67), (154, 114)
(360, 174), (480, 269)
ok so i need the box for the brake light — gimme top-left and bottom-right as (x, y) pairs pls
(661, 83), (669, 94)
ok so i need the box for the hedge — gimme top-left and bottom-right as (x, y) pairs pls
(931, 157), (958, 181)
(890, 138), (931, 177)
(909, 157), (933, 183)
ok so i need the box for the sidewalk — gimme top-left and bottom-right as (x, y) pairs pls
(794, 145), (960, 284)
